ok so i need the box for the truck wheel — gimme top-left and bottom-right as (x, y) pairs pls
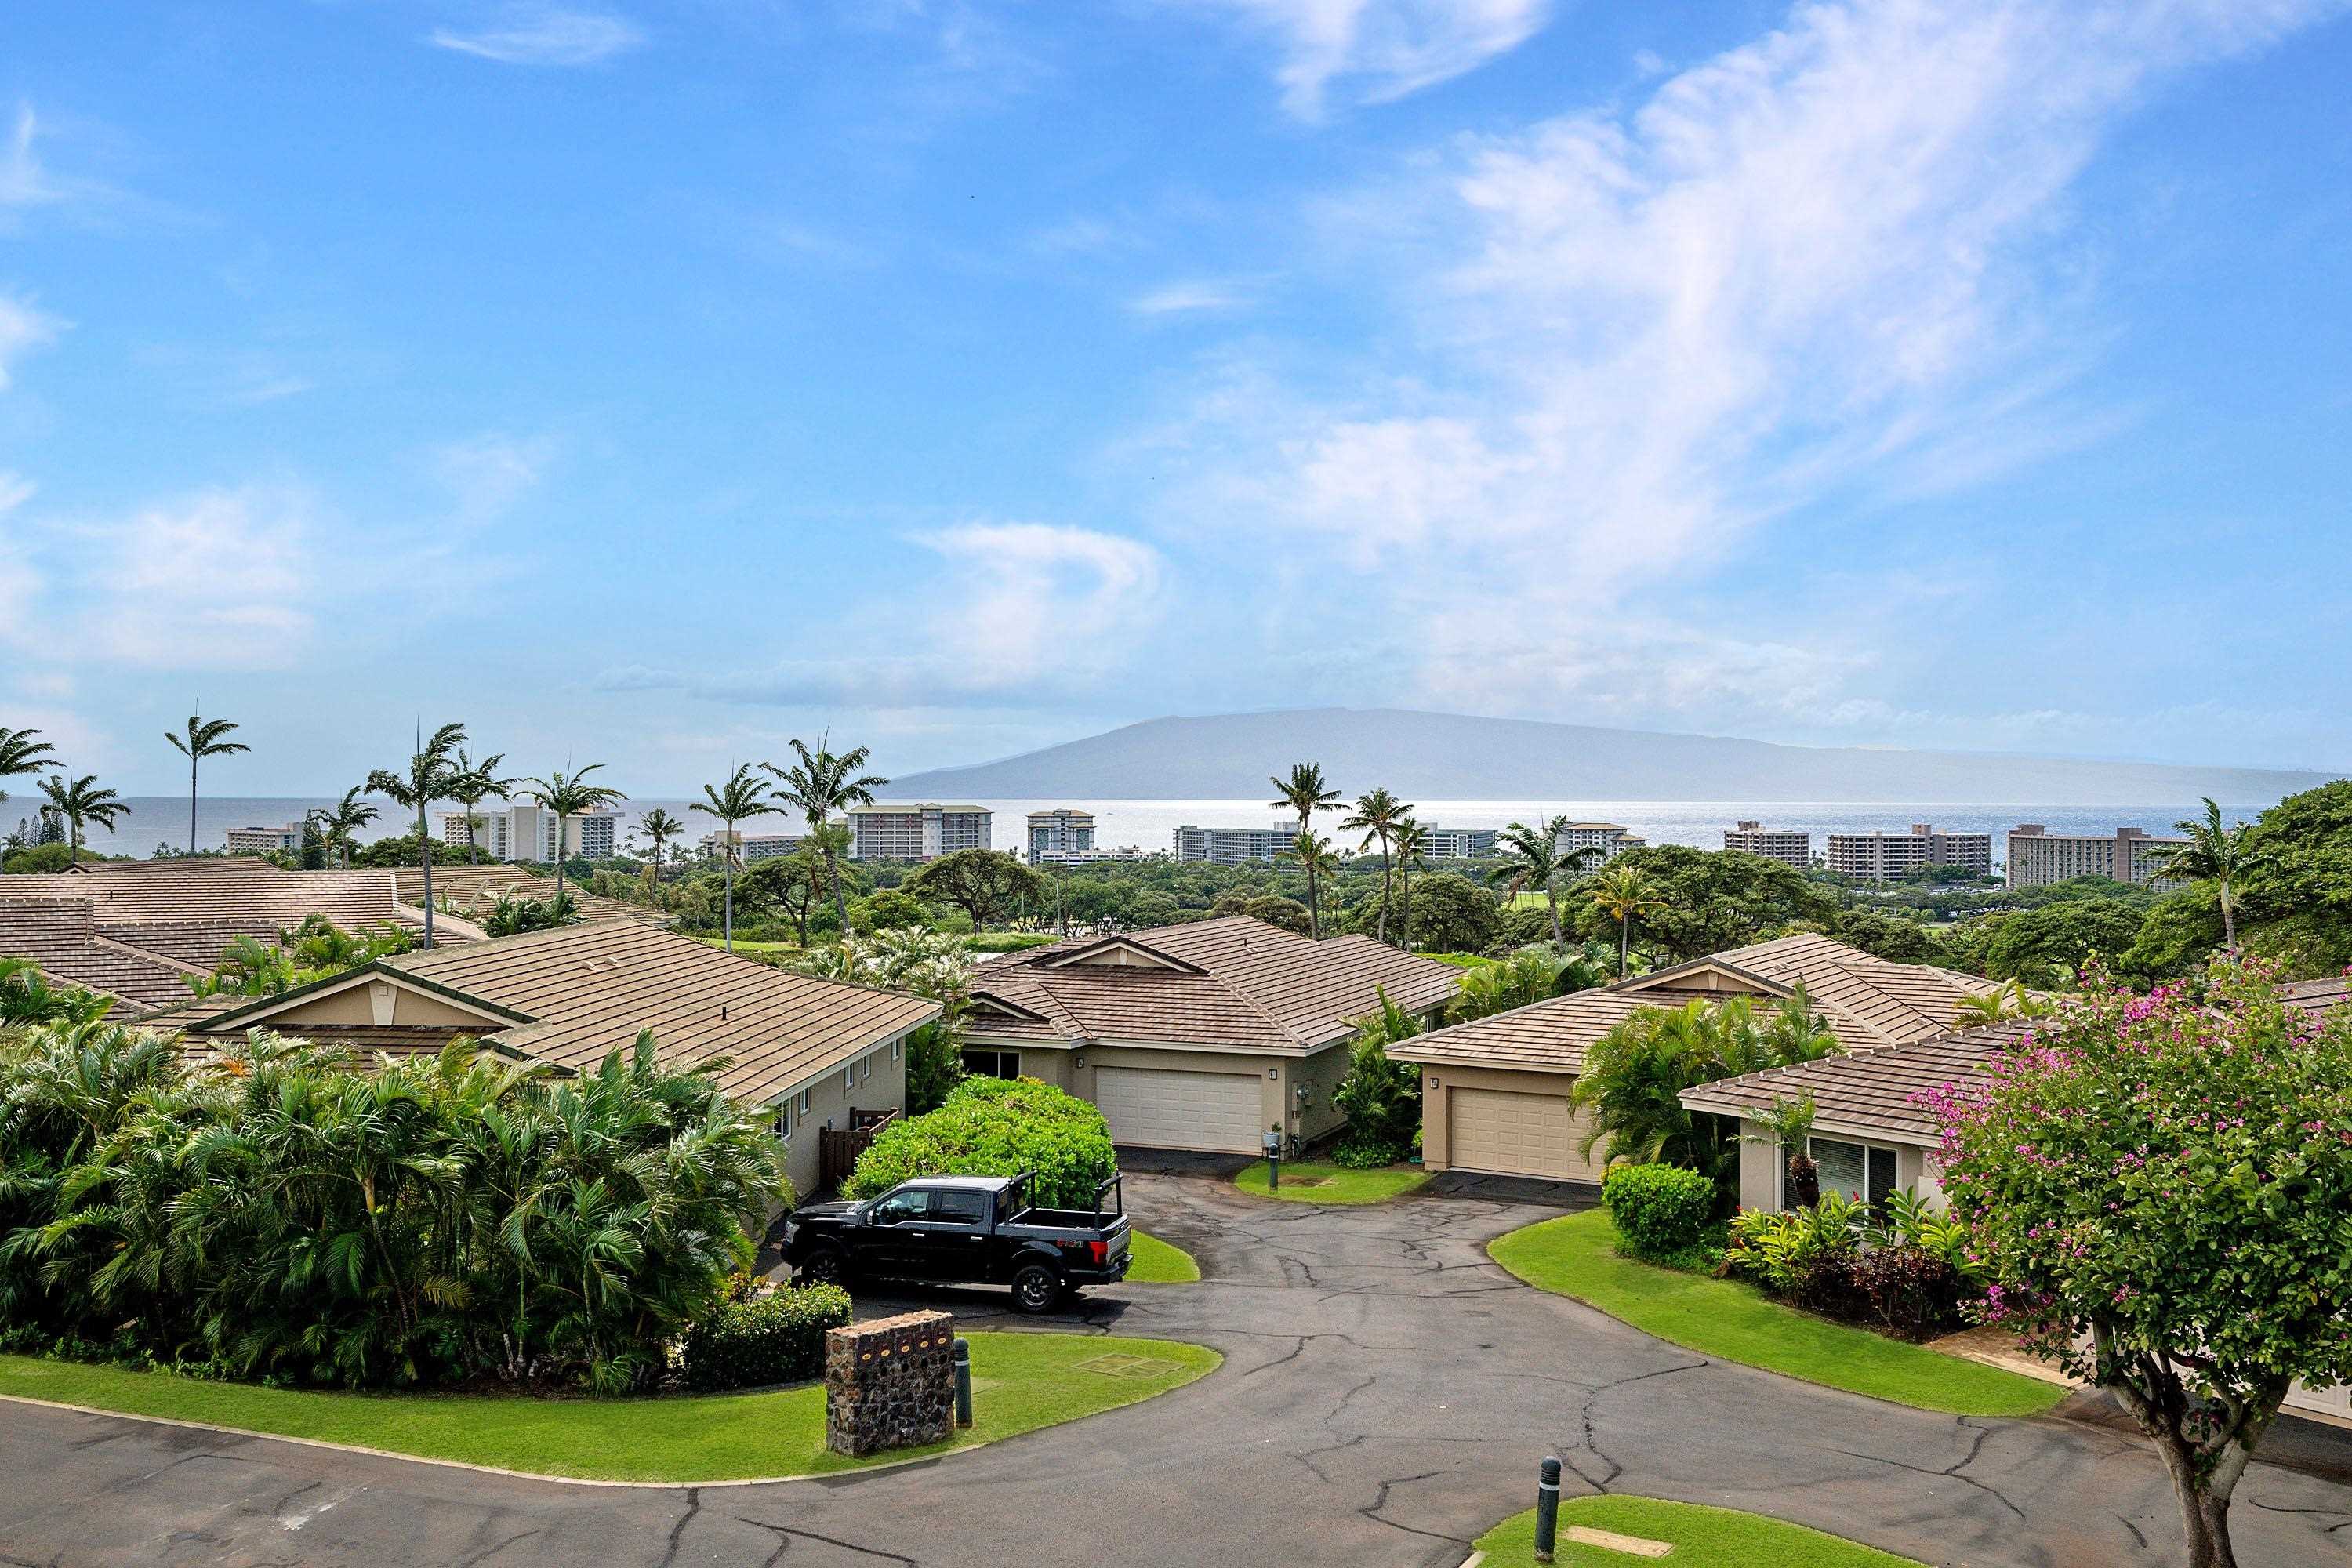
(799, 1246), (851, 1289)
(1011, 1263), (1062, 1315)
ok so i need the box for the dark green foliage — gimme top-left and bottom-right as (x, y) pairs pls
(681, 1283), (851, 1392)
(903, 849), (1047, 927)
(1398, 872), (1501, 953)
(349, 833), (474, 868)
(2, 841), (80, 874)
(0, 1022), (787, 1393)
(844, 1076), (1116, 1208)
(1242, 894), (1312, 934)
(902, 1019), (966, 1115)
(1575, 845), (1836, 963)
(480, 890), (582, 937)
(1330, 991), (1424, 1163)
(1829, 909), (1947, 965)
(1977, 898), (2146, 985)
(1603, 1163), (1716, 1259)
(2227, 780), (2352, 972)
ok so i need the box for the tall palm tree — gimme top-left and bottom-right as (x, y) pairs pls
(631, 808), (686, 884)
(764, 735), (886, 930)
(162, 712), (249, 857)
(447, 750), (517, 866)
(1339, 787), (1413, 946)
(695, 765), (777, 952)
(1588, 862), (1664, 981)
(2147, 797), (2258, 948)
(519, 764), (627, 905)
(307, 786), (379, 870)
(1279, 829), (1343, 938)
(1486, 816), (1585, 949)
(1269, 763), (1343, 937)
(1391, 818), (1430, 950)
(0, 725), (56, 806)
(367, 722), (466, 947)
(38, 771), (128, 867)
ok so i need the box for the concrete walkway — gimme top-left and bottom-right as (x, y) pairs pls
(2, 1169), (2348, 1567)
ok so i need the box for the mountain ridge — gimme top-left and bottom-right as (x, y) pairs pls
(886, 708), (2343, 804)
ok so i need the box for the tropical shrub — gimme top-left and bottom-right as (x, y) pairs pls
(479, 891), (581, 937)
(1330, 989), (1424, 1164)
(1718, 1189), (1976, 1338)
(1602, 1163), (1715, 1260)
(0, 1022), (788, 1393)
(681, 1283), (852, 1392)
(844, 1076), (1116, 1208)
(0, 958), (112, 1027)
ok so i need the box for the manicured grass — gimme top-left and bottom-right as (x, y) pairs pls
(1126, 1230), (1202, 1283)
(694, 938), (804, 957)
(1475, 1496), (1925, 1567)
(0, 1332), (1219, 1483)
(1426, 952), (1490, 967)
(1488, 1210), (2066, 1418)
(1235, 1159), (1431, 1204)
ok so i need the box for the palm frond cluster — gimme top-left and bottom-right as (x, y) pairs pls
(184, 915), (419, 999)
(0, 1022), (788, 1393)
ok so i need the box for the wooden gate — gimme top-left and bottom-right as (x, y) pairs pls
(819, 1107), (899, 1189)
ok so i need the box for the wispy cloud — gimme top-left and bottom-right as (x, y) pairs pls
(70, 487), (319, 669)
(1181, 0), (1554, 119)
(601, 522), (1166, 707)
(1129, 279), (1254, 317)
(0, 291), (64, 390)
(430, 6), (645, 67)
(1149, 0), (2349, 724)
(435, 432), (557, 528)
(0, 104), (56, 211)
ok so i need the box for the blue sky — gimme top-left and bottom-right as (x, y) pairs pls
(4, 0), (2350, 794)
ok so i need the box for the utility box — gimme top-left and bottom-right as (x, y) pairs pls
(823, 1310), (956, 1457)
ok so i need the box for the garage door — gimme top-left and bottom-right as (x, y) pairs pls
(1094, 1065), (1265, 1153)
(1447, 1087), (1603, 1182)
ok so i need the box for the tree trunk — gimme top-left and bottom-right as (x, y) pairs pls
(722, 851), (735, 953)
(2220, 876), (2235, 947)
(826, 847), (847, 931)
(1546, 885), (1563, 948)
(1399, 863), (1411, 950)
(1376, 835), (1392, 946)
(1618, 918), (1630, 979)
(2153, 1431), (2239, 1568)
(188, 758), (199, 856)
(419, 801), (434, 948)
(555, 813), (568, 902)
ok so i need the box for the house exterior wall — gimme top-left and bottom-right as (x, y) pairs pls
(255, 978), (504, 1029)
(1415, 1062), (1580, 1172)
(776, 1036), (909, 1200)
(963, 1035), (1349, 1149)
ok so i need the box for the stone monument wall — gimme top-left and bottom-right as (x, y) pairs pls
(824, 1310), (956, 1457)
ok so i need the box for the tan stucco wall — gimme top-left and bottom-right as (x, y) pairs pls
(249, 978), (503, 1029)
(775, 1036), (910, 1201)
(1414, 1062), (1588, 1173)
(971, 1036), (1348, 1148)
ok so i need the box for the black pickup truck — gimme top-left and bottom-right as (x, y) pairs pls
(784, 1172), (1131, 1314)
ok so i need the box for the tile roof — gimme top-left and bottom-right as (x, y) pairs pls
(190, 918), (939, 1109)
(1393, 933), (2005, 1075)
(0, 899), (205, 1008)
(391, 865), (666, 927)
(965, 915), (1464, 1054)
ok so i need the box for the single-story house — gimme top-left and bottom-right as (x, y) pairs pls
(960, 915), (1463, 1154)
(1392, 933), (2009, 1185)
(1678, 975), (2352, 1428)
(174, 918), (939, 1198)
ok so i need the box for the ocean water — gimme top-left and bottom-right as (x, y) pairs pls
(24, 797), (2252, 862)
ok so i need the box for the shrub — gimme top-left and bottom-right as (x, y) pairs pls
(1328, 1137), (1405, 1169)
(844, 1076), (1116, 1208)
(1603, 1163), (1716, 1259)
(681, 1283), (852, 1392)
(1844, 1245), (1969, 1341)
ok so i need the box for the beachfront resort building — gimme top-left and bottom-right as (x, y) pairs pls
(1824, 824), (1994, 884)
(1722, 821), (1812, 868)
(847, 804), (991, 862)
(1553, 822), (1648, 865)
(1026, 809), (1097, 864)
(439, 804), (623, 863)
(1174, 824), (1292, 864)
(2005, 824), (2188, 888)
(225, 821), (309, 855)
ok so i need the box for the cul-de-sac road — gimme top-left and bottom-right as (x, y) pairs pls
(3, 1168), (2348, 1567)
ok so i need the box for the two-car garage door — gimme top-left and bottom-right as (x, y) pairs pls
(1094, 1065), (1264, 1154)
(1446, 1086), (1604, 1183)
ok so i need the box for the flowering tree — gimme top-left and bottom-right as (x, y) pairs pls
(1927, 960), (2352, 1568)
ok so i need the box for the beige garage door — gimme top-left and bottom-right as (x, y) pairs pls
(1094, 1065), (1265, 1153)
(1447, 1086), (1603, 1182)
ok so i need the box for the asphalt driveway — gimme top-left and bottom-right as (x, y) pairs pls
(2, 1170), (2347, 1568)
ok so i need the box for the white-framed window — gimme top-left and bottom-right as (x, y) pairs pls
(891, 1038), (902, 1064)
(859, 1054), (871, 1083)
(775, 1102), (792, 1142)
(798, 1089), (810, 1115)
(963, 1047), (1021, 1080)
(844, 1064), (856, 1091)
(1792, 1137), (1899, 1210)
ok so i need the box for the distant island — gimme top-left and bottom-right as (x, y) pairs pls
(887, 708), (2344, 804)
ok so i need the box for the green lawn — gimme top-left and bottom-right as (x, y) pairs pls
(1126, 1230), (1202, 1283)
(0, 1331), (1219, 1483)
(1488, 1210), (2065, 1418)
(1475, 1497), (1925, 1567)
(1425, 952), (1490, 967)
(693, 938), (803, 958)
(1235, 1159), (1432, 1204)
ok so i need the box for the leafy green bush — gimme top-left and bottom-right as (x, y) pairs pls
(844, 1076), (1116, 1208)
(681, 1284), (851, 1391)
(1603, 1163), (1717, 1259)
(1330, 991), (1423, 1161)
(1328, 1138), (1402, 1169)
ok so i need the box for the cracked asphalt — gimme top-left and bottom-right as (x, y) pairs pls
(3, 1167), (2350, 1567)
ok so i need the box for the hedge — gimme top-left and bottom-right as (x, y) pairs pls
(844, 1076), (1117, 1208)
(1603, 1163), (1715, 1259)
(681, 1284), (852, 1392)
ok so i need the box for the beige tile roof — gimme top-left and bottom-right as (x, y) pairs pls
(191, 919), (939, 1109)
(1393, 934), (2004, 1075)
(391, 865), (666, 927)
(966, 916), (1464, 1054)
(0, 899), (204, 1008)
(1679, 1022), (2043, 1142)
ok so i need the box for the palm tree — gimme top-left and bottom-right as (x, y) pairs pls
(162, 713), (249, 857)
(1588, 862), (1664, 980)
(1269, 763), (1343, 937)
(1951, 978), (2055, 1028)
(1486, 816), (1591, 949)
(367, 722), (466, 947)
(446, 750), (517, 866)
(38, 771), (128, 866)
(2147, 797), (2258, 948)
(1572, 992), (1837, 1178)
(307, 786), (379, 869)
(519, 764), (627, 905)
(1279, 829), (1343, 938)
(764, 735), (886, 930)
(631, 808), (686, 884)
(694, 765), (777, 952)
(1339, 787), (1413, 946)
(1391, 818), (1430, 950)
(0, 725), (56, 806)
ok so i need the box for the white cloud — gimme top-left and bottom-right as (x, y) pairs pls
(0, 104), (54, 211)
(68, 488), (318, 670)
(1153, 0), (2348, 717)
(430, 7), (645, 67)
(0, 291), (64, 389)
(435, 432), (556, 527)
(1182, 0), (1553, 118)
(602, 523), (1166, 707)
(1130, 279), (1254, 317)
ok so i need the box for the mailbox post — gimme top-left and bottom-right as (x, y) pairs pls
(1263, 1127), (1282, 1192)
